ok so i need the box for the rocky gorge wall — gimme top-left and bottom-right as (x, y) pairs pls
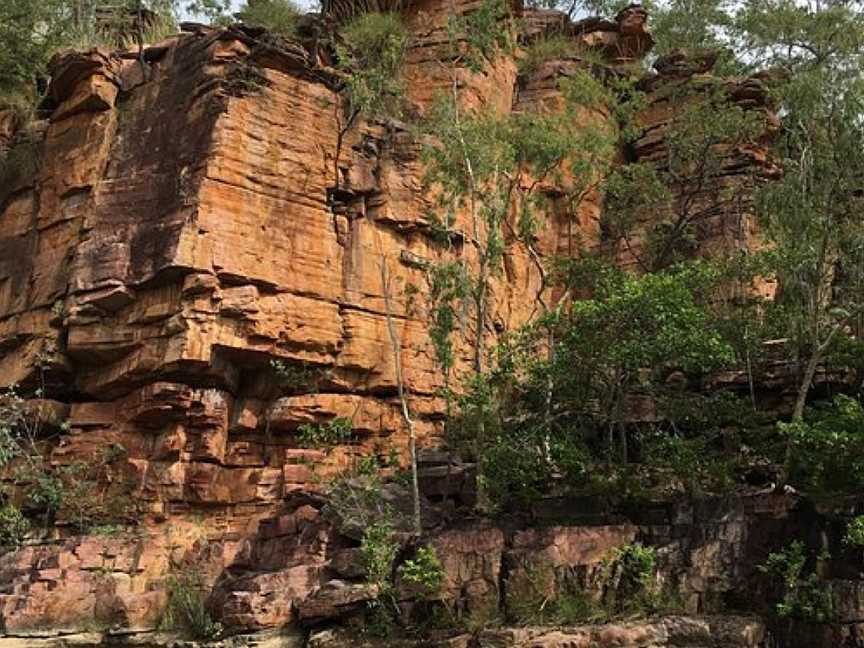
(0, 1), (823, 645)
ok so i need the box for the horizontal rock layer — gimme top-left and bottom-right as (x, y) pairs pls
(0, 0), (787, 642)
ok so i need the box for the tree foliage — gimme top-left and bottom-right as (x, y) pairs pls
(237, 0), (302, 36)
(336, 12), (410, 120)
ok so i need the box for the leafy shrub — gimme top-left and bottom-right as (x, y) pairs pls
(355, 454), (380, 476)
(238, 0), (301, 36)
(161, 572), (223, 640)
(270, 359), (323, 391)
(399, 545), (444, 595)
(519, 35), (575, 74)
(845, 516), (864, 547)
(0, 504), (29, 547)
(0, 386), (27, 467)
(612, 542), (657, 598)
(446, 0), (514, 74)
(601, 542), (664, 614)
(297, 416), (353, 448)
(361, 521), (400, 590)
(337, 12), (409, 120)
(15, 456), (138, 531)
(480, 434), (552, 511)
(640, 426), (739, 497)
(783, 395), (864, 494)
(758, 541), (834, 622)
(23, 466), (65, 515)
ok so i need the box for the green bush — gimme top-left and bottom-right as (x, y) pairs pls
(399, 545), (444, 595)
(238, 0), (301, 37)
(270, 359), (323, 391)
(845, 516), (864, 547)
(337, 12), (409, 120)
(0, 504), (29, 547)
(784, 395), (864, 494)
(297, 416), (353, 448)
(758, 541), (834, 623)
(161, 572), (223, 640)
(519, 35), (575, 74)
(480, 434), (551, 511)
(601, 542), (665, 615)
(24, 467), (65, 514)
(612, 542), (657, 597)
(361, 521), (400, 590)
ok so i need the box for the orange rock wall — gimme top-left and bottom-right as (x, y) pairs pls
(0, 2), (775, 635)
(0, 5), (657, 523)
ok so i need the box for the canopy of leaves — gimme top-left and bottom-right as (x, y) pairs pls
(336, 12), (409, 120)
(0, 0), (188, 109)
(237, 0), (302, 36)
(784, 395), (864, 494)
(558, 263), (734, 378)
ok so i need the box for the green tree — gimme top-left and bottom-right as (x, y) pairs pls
(735, 0), (864, 483)
(650, 0), (735, 66)
(782, 395), (864, 495)
(329, 11), (409, 189)
(0, 0), (72, 106)
(237, 0), (301, 35)
(186, 0), (232, 22)
(603, 83), (765, 271)
(551, 262), (734, 459)
(454, 262), (738, 509)
(0, 0), (187, 112)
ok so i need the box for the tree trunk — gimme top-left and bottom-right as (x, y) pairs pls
(381, 259), (421, 536)
(780, 320), (843, 488)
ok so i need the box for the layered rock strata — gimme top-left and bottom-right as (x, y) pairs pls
(0, 1), (788, 642)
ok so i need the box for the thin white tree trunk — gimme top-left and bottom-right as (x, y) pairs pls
(381, 259), (421, 536)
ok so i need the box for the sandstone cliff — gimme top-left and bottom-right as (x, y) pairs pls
(0, 1), (815, 645)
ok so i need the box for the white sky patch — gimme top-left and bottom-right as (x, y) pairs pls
(180, 0), (318, 21)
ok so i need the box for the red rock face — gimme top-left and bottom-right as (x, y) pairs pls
(0, 2), (776, 637)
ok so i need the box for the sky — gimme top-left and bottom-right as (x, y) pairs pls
(180, 0), (315, 21)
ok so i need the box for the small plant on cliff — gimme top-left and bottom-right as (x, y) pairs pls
(612, 543), (656, 594)
(297, 416), (353, 448)
(360, 520), (402, 638)
(161, 571), (223, 640)
(519, 34), (605, 74)
(844, 516), (864, 548)
(0, 383), (138, 531)
(271, 359), (325, 392)
(782, 395), (864, 495)
(362, 520), (400, 590)
(327, 472), (390, 531)
(758, 541), (834, 623)
(518, 35), (576, 74)
(330, 11), (409, 191)
(337, 12), (409, 121)
(398, 545), (444, 596)
(600, 542), (666, 615)
(0, 504), (29, 547)
(237, 0), (302, 36)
